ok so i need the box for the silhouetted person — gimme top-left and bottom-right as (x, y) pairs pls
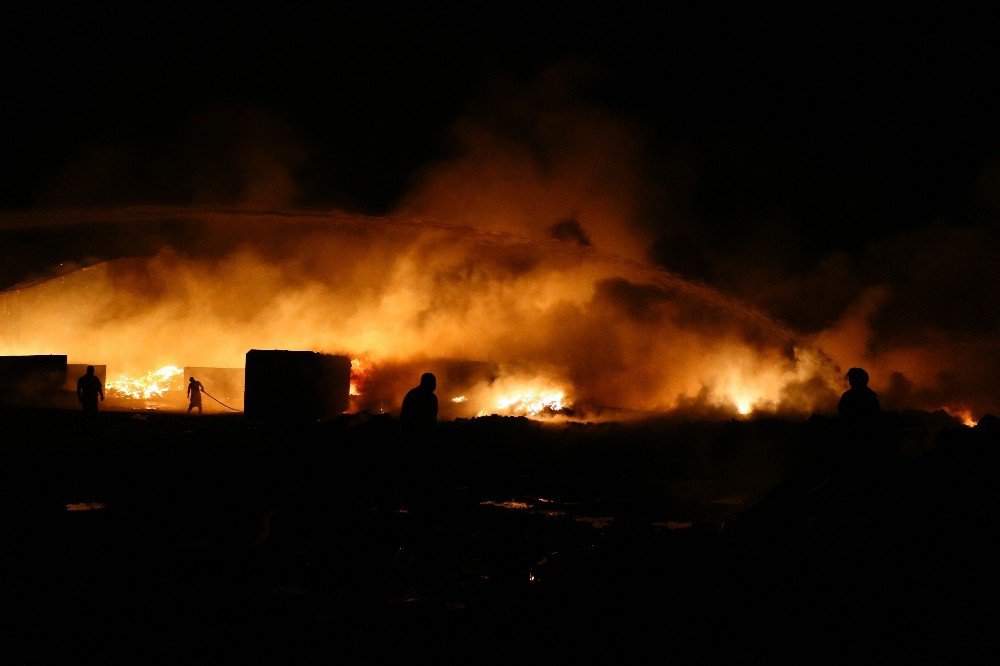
(837, 367), (885, 472)
(76, 365), (103, 421)
(401, 372), (438, 437)
(187, 376), (204, 414)
(399, 373), (441, 521)
(838, 367), (880, 423)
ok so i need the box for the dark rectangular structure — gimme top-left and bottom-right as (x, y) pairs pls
(244, 350), (351, 420)
(0, 354), (67, 406)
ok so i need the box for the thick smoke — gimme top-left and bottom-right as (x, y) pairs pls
(3, 65), (994, 420)
(647, 169), (1000, 419)
(396, 64), (656, 262)
(807, 224), (1000, 420)
(0, 209), (838, 418)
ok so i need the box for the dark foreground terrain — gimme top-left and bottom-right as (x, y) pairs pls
(1, 408), (998, 664)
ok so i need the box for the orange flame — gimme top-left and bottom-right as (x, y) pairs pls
(105, 365), (184, 400)
(493, 389), (568, 417)
(943, 406), (977, 427)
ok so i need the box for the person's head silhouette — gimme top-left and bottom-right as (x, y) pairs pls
(420, 372), (436, 392)
(86, 365), (95, 375)
(189, 377), (196, 383)
(846, 367), (870, 390)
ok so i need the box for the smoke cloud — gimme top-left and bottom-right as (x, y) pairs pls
(396, 64), (657, 262)
(2, 64), (996, 421)
(0, 208), (839, 418)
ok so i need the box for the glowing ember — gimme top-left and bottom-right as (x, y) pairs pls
(451, 395), (467, 403)
(105, 365), (184, 400)
(494, 390), (568, 417)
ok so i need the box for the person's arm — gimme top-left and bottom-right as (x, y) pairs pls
(98, 379), (104, 401)
(76, 378), (83, 402)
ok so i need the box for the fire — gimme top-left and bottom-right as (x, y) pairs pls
(105, 365), (184, 400)
(943, 407), (977, 427)
(349, 358), (365, 396)
(349, 357), (379, 399)
(493, 389), (568, 417)
(0, 210), (864, 419)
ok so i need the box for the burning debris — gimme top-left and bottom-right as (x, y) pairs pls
(105, 365), (184, 401)
(494, 389), (568, 418)
(348, 357), (574, 419)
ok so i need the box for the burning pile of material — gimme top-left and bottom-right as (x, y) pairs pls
(494, 389), (568, 418)
(105, 365), (184, 400)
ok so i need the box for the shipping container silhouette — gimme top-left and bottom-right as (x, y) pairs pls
(0, 355), (67, 407)
(244, 350), (350, 420)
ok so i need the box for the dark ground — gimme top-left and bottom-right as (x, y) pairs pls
(1, 408), (998, 664)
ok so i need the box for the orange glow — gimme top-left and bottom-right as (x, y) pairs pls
(105, 365), (184, 400)
(493, 389), (568, 417)
(349, 358), (368, 396)
(0, 208), (857, 420)
(944, 407), (977, 427)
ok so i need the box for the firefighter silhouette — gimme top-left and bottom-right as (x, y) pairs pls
(187, 376), (204, 414)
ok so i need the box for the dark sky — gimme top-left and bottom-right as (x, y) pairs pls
(4, 6), (998, 211)
(3, 5), (1000, 299)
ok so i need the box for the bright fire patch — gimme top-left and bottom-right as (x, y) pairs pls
(944, 407), (978, 427)
(349, 358), (370, 397)
(494, 389), (567, 417)
(105, 365), (184, 400)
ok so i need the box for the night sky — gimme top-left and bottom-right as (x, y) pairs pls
(5, 6), (999, 220)
(2, 6), (999, 362)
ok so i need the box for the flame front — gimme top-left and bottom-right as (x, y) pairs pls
(493, 389), (568, 417)
(105, 365), (184, 400)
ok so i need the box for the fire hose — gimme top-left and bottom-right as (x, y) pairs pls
(200, 388), (241, 412)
